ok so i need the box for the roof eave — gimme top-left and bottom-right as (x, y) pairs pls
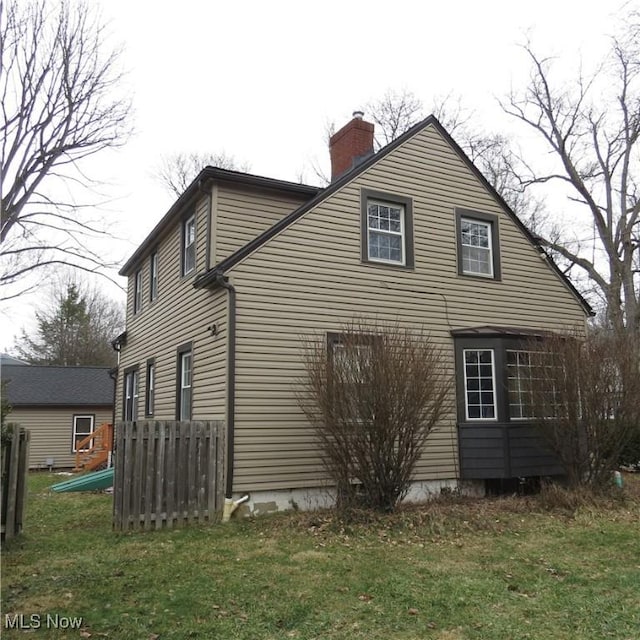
(195, 116), (592, 318)
(119, 168), (320, 277)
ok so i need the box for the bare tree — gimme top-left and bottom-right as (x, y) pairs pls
(525, 331), (640, 488)
(501, 25), (640, 337)
(0, 0), (132, 299)
(298, 320), (452, 513)
(366, 88), (424, 148)
(153, 151), (251, 198)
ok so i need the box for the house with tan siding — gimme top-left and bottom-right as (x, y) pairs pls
(1, 365), (114, 469)
(116, 113), (592, 514)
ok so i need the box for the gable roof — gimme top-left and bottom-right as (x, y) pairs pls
(0, 353), (28, 366)
(193, 115), (593, 317)
(1, 365), (114, 407)
(119, 169), (320, 276)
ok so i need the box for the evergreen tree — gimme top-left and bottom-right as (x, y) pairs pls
(14, 280), (124, 366)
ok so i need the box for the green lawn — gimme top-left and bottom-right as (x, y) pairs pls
(2, 473), (639, 639)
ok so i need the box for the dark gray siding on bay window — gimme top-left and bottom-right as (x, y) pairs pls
(453, 333), (564, 479)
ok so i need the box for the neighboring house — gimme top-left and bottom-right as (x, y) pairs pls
(1, 365), (114, 469)
(0, 353), (29, 366)
(116, 113), (592, 513)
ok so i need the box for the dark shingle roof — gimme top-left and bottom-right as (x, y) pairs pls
(1, 365), (114, 407)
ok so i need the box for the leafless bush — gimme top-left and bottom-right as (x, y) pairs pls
(298, 321), (452, 513)
(525, 332), (640, 488)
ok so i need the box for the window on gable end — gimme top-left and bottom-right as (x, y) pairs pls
(455, 209), (501, 279)
(182, 214), (196, 276)
(361, 189), (414, 268)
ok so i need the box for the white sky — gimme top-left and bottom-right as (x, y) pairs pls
(0, 0), (634, 350)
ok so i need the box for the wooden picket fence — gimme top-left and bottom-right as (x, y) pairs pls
(113, 421), (225, 531)
(1, 425), (30, 541)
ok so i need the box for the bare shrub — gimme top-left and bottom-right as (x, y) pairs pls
(298, 321), (452, 513)
(525, 332), (640, 488)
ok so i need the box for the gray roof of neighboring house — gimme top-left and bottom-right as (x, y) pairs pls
(0, 353), (29, 366)
(1, 365), (114, 407)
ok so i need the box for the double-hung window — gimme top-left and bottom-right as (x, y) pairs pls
(72, 414), (95, 452)
(133, 269), (143, 314)
(361, 190), (414, 268)
(149, 252), (158, 302)
(182, 215), (196, 276)
(123, 368), (139, 421)
(145, 359), (155, 417)
(367, 201), (405, 263)
(463, 349), (496, 420)
(177, 344), (193, 421)
(456, 209), (500, 279)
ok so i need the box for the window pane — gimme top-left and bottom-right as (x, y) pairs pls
(75, 417), (93, 434)
(461, 218), (493, 276)
(367, 200), (405, 265)
(463, 349), (496, 420)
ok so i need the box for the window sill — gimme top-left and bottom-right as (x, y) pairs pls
(361, 259), (415, 271)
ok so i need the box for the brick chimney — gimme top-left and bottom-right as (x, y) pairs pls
(329, 111), (374, 181)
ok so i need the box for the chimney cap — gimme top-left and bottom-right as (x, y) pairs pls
(352, 110), (364, 120)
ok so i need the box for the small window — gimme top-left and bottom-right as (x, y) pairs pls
(145, 359), (155, 417)
(73, 415), (95, 452)
(123, 368), (139, 421)
(456, 209), (500, 279)
(177, 345), (192, 421)
(361, 190), (414, 268)
(463, 349), (496, 420)
(149, 252), (158, 302)
(133, 269), (143, 314)
(182, 215), (196, 276)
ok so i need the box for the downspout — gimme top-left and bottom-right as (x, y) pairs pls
(215, 274), (249, 521)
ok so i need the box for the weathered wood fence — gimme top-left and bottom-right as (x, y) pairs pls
(1, 426), (30, 541)
(113, 421), (225, 531)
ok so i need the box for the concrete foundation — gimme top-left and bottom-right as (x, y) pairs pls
(232, 478), (485, 518)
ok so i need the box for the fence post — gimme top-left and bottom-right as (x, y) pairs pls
(1, 426), (30, 541)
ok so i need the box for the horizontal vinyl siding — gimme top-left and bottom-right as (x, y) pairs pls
(10, 406), (112, 469)
(227, 123), (587, 493)
(118, 193), (228, 424)
(215, 185), (309, 263)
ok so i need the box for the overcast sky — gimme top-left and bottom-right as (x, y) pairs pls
(0, 0), (634, 351)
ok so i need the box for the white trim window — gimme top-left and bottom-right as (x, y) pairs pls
(463, 349), (497, 420)
(367, 201), (405, 265)
(183, 215), (196, 275)
(150, 252), (158, 301)
(134, 269), (143, 314)
(179, 351), (192, 421)
(461, 218), (493, 276)
(146, 361), (155, 417)
(73, 414), (95, 452)
(507, 350), (534, 419)
(124, 370), (139, 421)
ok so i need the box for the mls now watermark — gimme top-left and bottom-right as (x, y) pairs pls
(5, 614), (83, 630)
